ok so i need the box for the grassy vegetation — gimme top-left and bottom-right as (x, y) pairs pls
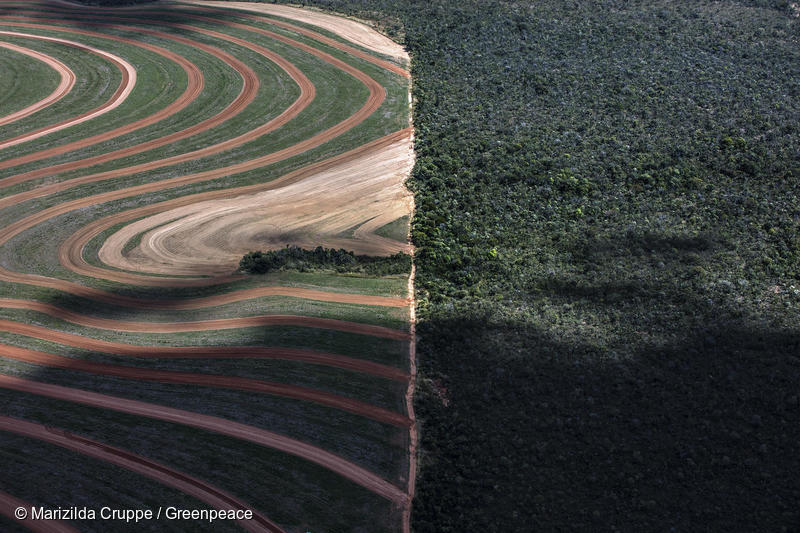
(0, 432), (237, 533)
(0, 31), (126, 144)
(0, 26), (189, 162)
(0, 357), (408, 482)
(0, 3), (417, 531)
(0, 19), (408, 294)
(0, 330), (406, 410)
(0, 21), (224, 175)
(0, 7), (406, 185)
(374, 215), (409, 242)
(0, 43), (60, 118)
(0, 304), (410, 367)
(0, 388), (402, 533)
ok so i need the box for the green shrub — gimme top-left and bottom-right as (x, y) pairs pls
(239, 246), (411, 276)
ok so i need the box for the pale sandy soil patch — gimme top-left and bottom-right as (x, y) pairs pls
(183, 0), (408, 63)
(100, 135), (414, 276)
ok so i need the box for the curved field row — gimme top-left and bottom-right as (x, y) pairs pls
(0, 14), (304, 187)
(0, 417), (283, 533)
(0, 343), (411, 426)
(0, 29), (136, 151)
(0, 22), (196, 168)
(0, 2), (415, 531)
(0, 319), (409, 380)
(0, 42), (74, 127)
(0, 375), (409, 505)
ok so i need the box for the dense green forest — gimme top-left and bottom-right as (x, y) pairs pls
(82, 0), (799, 530)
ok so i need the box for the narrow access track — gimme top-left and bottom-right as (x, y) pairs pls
(0, 376), (409, 505)
(0, 416), (284, 533)
(0, 319), (409, 381)
(0, 41), (75, 127)
(0, 29), (136, 152)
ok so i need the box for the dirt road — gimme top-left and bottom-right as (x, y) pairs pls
(0, 41), (75, 127)
(0, 416), (284, 533)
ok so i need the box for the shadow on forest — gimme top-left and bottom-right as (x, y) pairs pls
(412, 231), (800, 532)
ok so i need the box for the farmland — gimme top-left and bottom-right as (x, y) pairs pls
(0, 1), (415, 532)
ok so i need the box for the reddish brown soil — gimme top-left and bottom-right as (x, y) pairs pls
(0, 342), (410, 426)
(0, 376), (408, 505)
(0, 319), (409, 380)
(0, 416), (284, 533)
(0, 42), (75, 127)
(0, 3), (416, 526)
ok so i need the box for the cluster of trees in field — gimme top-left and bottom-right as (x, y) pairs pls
(240, 246), (411, 275)
(80, 0), (799, 530)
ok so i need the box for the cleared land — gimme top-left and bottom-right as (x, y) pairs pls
(0, 1), (415, 532)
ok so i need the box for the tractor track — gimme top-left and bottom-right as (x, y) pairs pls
(0, 41), (75, 128)
(0, 416), (284, 533)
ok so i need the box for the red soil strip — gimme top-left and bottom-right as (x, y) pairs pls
(0, 298), (411, 340)
(0, 319), (408, 380)
(0, 489), (79, 533)
(0, 375), (408, 504)
(0, 14), (388, 288)
(0, 42), (75, 127)
(0, 22), (202, 171)
(177, 4), (410, 78)
(0, 13), (310, 192)
(0, 29), (135, 152)
(0, 416), (284, 533)
(43, 0), (409, 78)
(0, 129), (411, 310)
(0, 342), (411, 426)
(58, 130), (409, 288)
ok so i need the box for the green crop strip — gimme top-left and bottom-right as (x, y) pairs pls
(0, 43), (60, 118)
(0, 305), (409, 368)
(0, 431), (237, 532)
(0, 357), (408, 482)
(0, 3), (413, 531)
(0, 32), (126, 144)
(0, 331), (406, 410)
(0, 23), (223, 174)
(0, 388), (399, 532)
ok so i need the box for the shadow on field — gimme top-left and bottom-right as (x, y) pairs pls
(0, 2), (280, 32)
(412, 233), (800, 532)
